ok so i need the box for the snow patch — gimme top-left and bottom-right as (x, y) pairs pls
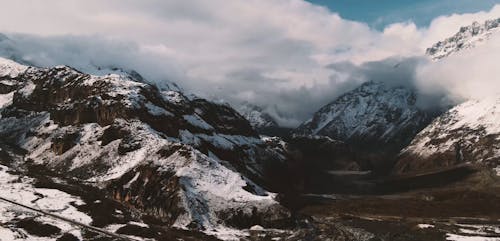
(418, 224), (435, 229)
(18, 81), (36, 97)
(446, 233), (500, 241)
(145, 102), (173, 116)
(0, 91), (13, 109)
(0, 57), (28, 78)
(183, 114), (214, 130)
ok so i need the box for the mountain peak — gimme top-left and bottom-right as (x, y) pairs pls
(294, 81), (436, 157)
(237, 103), (278, 129)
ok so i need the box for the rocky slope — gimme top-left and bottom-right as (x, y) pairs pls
(294, 81), (438, 164)
(426, 18), (500, 60)
(395, 96), (500, 175)
(0, 57), (291, 239)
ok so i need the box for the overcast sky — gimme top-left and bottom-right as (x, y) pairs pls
(0, 1), (499, 126)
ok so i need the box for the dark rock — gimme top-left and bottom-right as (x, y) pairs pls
(56, 233), (80, 241)
(117, 224), (155, 238)
(117, 136), (142, 155)
(16, 218), (61, 237)
(51, 131), (80, 155)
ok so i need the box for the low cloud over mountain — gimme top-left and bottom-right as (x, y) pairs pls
(0, 1), (499, 126)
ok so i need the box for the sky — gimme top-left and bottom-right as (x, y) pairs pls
(0, 0), (499, 127)
(307, 0), (500, 28)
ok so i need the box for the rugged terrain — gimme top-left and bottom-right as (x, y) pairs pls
(0, 57), (293, 240)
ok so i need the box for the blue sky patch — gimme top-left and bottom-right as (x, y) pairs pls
(307, 0), (500, 29)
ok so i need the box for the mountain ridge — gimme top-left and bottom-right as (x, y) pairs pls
(0, 57), (291, 239)
(426, 18), (500, 60)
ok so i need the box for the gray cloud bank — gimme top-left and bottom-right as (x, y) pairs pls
(0, 1), (499, 127)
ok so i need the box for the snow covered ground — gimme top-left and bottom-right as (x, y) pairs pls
(0, 164), (90, 240)
(447, 234), (500, 241)
(417, 223), (500, 241)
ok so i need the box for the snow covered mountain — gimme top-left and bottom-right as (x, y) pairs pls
(0, 57), (290, 239)
(395, 96), (500, 175)
(294, 81), (437, 159)
(395, 18), (500, 175)
(237, 103), (278, 130)
(426, 18), (500, 60)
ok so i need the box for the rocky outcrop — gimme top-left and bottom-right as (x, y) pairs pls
(51, 131), (80, 155)
(111, 164), (184, 226)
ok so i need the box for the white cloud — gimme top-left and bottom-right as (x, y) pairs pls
(416, 33), (500, 102)
(0, 1), (498, 126)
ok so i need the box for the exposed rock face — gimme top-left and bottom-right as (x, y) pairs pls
(51, 130), (80, 155)
(11, 66), (257, 137)
(294, 81), (438, 164)
(395, 96), (500, 175)
(426, 18), (500, 60)
(0, 57), (290, 236)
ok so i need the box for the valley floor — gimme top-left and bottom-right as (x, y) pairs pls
(1, 152), (499, 241)
(299, 168), (500, 241)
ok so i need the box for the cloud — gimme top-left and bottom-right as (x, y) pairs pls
(416, 33), (500, 102)
(0, 1), (498, 127)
